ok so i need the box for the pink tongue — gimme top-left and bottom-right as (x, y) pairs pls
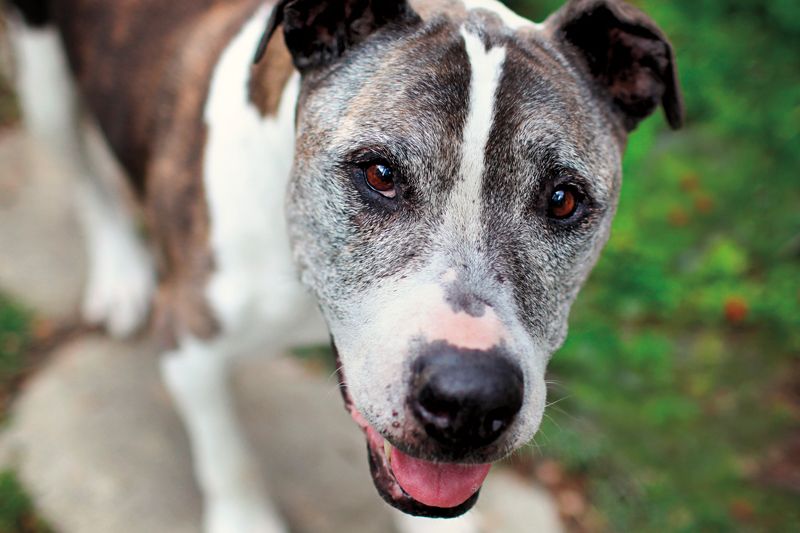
(390, 447), (491, 508)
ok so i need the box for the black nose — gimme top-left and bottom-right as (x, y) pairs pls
(410, 343), (524, 450)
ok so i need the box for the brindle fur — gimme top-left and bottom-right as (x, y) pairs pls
(38, 0), (296, 345)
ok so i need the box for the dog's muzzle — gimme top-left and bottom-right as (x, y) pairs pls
(333, 341), (525, 517)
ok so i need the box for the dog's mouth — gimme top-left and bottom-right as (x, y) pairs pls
(333, 348), (489, 518)
(352, 406), (489, 517)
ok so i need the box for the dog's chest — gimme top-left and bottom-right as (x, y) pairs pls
(201, 8), (315, 346)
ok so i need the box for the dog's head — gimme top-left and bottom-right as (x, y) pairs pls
(257, 0), (682, 517)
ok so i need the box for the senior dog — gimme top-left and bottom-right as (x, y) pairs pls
(6, 0), (682, 531)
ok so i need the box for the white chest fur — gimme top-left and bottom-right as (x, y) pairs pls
(203, 7), (321, 351)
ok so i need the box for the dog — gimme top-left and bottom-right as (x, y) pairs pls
(6, 0), (683, 531)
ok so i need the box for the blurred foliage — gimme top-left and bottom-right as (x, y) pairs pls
(0, 299), (42, 533)
(0, 294), (30, 419)
(506, 0), (800, 531)
(0, 20), (19, 127)
(0, 472), (49, 533)
(0, 76), (17, 128)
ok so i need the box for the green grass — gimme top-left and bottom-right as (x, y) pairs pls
(0, 472), (49, 533)
(0, 296), (49, 532)
(0, 295), (31, 420)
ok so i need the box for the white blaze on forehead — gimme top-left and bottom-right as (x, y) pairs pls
(446, 27), (506, 237)
(463, 0), (544, 31)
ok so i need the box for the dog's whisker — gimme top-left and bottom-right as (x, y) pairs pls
(326, 364), (344, 383)
(545, 380), (571, 394)
(545, 394), (573, 409)
(546, 405), (582, 424)
(542, 412), (563, 434)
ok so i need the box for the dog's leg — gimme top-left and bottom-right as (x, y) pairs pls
(8, 19), (154, 337)
(160, 338), (287, 533)
(72, 170), (155, 337)
(393, 510), (481, 533)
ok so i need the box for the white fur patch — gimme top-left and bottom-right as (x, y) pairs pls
(77, 179), (156, 338)
(7, 22), (77, 140)
(463, 0), (544, 31)
(394, 508), (480, 533)
(330, 277), (461, 430)
(203, 6), (318, 348)
(10, 21), (154, 337)
(444, 28), (506, 238)
(160, 338), (286, 533)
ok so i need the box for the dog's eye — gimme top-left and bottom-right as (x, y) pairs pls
(548, 185), (581, 219)
(364, 163), (396, 199)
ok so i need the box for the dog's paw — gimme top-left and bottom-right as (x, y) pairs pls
(82, 229), (155, 338)
(206, 498), (287, 533)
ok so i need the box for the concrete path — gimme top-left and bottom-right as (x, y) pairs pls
(0, 128), (564, 533)
(0, 130), (85, 319)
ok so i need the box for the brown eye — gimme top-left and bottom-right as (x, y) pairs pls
(364, 163), (396, 198)
(548, 186), (580, 219)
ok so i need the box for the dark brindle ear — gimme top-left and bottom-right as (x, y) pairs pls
(547, 0), (684, 131)
(254, 0), (420, 72)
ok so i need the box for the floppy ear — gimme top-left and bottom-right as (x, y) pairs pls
(546, 0), (684, 131)
(254, 0), (420, 72)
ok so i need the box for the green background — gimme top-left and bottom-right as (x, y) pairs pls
(505, 0), (800, 531)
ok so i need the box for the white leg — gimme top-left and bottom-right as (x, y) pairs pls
(74, 175), (155, 337)
(393, 510), (481, 533)
(160, 338), (287, 533)
(9, 20), (154, 337)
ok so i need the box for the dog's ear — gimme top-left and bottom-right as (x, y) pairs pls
(254, 0), (420, 72)
(546, 0), (684, 131)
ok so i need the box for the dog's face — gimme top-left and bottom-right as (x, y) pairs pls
(259, 0), (682, 518)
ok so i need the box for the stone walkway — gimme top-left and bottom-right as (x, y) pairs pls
(0, 129), (564, 533)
